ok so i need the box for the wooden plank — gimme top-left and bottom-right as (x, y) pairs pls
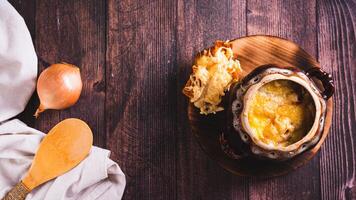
(9, 0), (356, 199)
(106, 0), (178, 199)
(318, 0), (356, 199)
(34, 0), (107, 147)
(176, 0), (248, 199)
(247, 0), (321, 199)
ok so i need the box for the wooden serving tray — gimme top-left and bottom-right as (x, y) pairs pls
(188, 35), (333, 177)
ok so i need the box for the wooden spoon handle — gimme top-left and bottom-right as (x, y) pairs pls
(2, 182), (30, 200)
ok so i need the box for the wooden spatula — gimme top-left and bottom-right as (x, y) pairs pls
(2, 118), (93, 200)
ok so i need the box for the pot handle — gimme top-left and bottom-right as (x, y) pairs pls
(305, 67), (334, 100)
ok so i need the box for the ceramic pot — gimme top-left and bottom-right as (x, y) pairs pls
(221, 64), (334, 160)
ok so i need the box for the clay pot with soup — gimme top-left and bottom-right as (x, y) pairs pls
(221, 64), (334, 160)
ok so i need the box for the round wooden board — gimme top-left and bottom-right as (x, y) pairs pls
(188, 35), (333, 177)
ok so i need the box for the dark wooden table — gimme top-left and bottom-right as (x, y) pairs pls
(9, 0), (355, 199)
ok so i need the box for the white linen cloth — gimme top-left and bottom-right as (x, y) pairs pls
(0, 120), (126, 200)
(0, 0), (37, 122)
(0, 1), (126, 199)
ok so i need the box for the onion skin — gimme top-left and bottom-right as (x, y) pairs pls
(34, 63), (83, 118)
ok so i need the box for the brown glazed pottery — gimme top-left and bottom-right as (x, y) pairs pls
(188, 35), (334, 176)
(223, 64), (334, 160)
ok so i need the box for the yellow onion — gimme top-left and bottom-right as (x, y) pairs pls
(34, 63), (83, 117)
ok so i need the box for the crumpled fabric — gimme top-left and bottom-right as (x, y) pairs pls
(0, 119), (126, 200)
(0, 1), (126, 199)
(0, 0), (37, 122)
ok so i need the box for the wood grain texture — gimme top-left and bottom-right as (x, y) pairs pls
(106, 0), (178, 199)
(8, 0), (355, 199)
(246, 1), (321, 199)
(176, 1), (249, 199)
(34, 0), (107, 147)
(318, 0), (356, 199)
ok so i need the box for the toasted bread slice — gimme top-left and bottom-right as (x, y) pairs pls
(183, 41), (242, 114)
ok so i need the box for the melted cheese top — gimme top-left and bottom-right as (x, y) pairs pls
(183, 41), (242, 115)
(248, 80), (315, 147)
